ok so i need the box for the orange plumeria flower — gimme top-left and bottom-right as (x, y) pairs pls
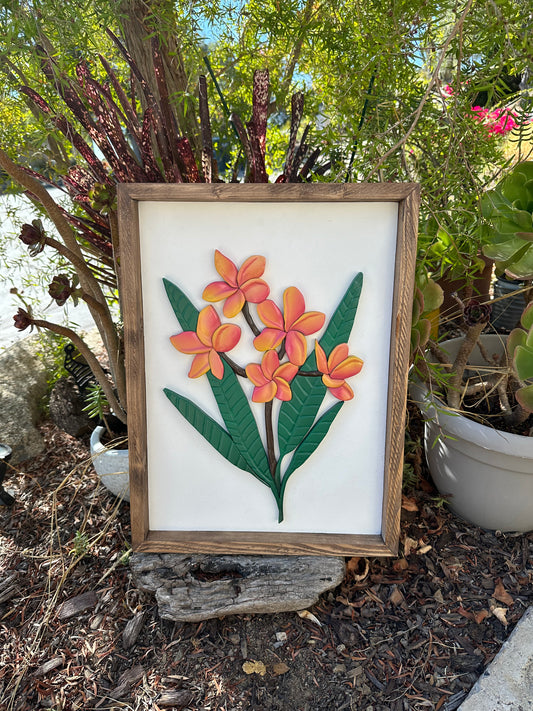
(246, 351), (298, 403)
(170, 305), (241, 380)
(315, 341), (363, 401)
(202, 250), (270, 318)
(254, 286), (325, 366)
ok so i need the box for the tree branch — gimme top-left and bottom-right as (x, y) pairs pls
(366, 0), (475, 179)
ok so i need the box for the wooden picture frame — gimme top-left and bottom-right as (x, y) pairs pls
(118, 183), (419, 556)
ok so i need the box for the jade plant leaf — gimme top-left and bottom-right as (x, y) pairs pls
(507, 327), (527, 357)
(277, 272), (363, 458)
(516, 383), (533, 413)
(163, 388), (272, 484)
(482, 162), (533, 279)
(521, 302), (533, 330)
(514, 344), (533, 381)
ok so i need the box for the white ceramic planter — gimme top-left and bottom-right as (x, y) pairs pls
(410, 334), (533, 532)
(90, 426), (130, 501)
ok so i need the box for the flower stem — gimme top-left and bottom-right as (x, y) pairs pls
(242, 302), (261, 336)
(220, 353), (247, 377)
(264, 400), (277, 480)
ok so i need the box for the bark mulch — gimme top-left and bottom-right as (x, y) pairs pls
(0, 412), (531, 711)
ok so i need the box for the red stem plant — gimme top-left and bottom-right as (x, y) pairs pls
(0, 32), (326, 424)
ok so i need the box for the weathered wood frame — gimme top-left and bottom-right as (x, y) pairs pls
(118, 183), (419, 556)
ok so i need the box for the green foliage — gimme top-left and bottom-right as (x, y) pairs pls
(69, 530), (90, 557)
(410, 273), (443, 359)
(508, 302), (533, 413)
(82, 382), (108, 421)
(482, 161), (533, 279)
(35, 331), (68, 416)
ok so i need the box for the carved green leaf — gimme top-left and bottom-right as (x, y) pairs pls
(277, 272), (363, 457)
(279, 401), (343, 499)
(163, 277), (270, 483)
(163, 277), (199, 331)
(163, 388), (272, 484)
(208, 364), (270, 480)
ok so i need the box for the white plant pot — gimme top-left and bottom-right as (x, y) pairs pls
(90, 426), (130, 501)
(410, 334), (533, 532)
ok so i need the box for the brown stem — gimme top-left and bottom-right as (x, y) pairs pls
(366, 0), (474, 179)
(428, 340), (454, 366)
(242, 302), (261, 336)
(31, 319), (127, 424)
(0, 146), (126, 412)
(80, 292), (112, 319)
(278, 0), (315, 105)
(220, 353), (246, 377)
(264, 400), (277, 479)
(447, 323), (485, 410)
(0, 147), (104, 304)
(297, 370), (322, 377)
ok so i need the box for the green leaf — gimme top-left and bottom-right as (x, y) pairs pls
(208, 364), (271, 480)
(507, 327), (527, 357)
(521, 303), (533, 330)
(163, 277), (199, 331)
(163, 388), (272, 484)
(163, 277), (270, 483)
(279, 401), (343, 498)
(315, 272), (364, 356)
(277, 273), (363, 457)
(514, 345), (533, 381)
(516, 383), (533, 413)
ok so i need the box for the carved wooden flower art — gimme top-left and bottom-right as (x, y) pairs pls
(165, 251), (364, 522)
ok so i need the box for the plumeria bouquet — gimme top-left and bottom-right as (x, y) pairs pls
(164, 250), (364, 522)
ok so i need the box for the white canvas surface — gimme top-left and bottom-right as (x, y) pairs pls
(137, 200), (399, 534)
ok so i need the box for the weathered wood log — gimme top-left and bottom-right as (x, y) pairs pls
(57, 590), (98, 620)
(122, 611), (145, 649)
(129, 553), (345, 622)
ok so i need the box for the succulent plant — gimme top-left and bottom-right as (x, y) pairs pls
(481, 161), (533, 279)
(508, 301), (533, 413)
(410, 274), (443, 360)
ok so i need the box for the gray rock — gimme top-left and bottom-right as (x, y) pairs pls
(459, 606), (533, 711)
(0, 336), (54, 462)
(49, 376), (93, 437)
(130, 553), (345, 622)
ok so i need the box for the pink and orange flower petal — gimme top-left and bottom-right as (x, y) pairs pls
(170, 305), (241, 380)
(315, 341), (363, 401)
(254, 287), (325, 366)
(246, 351), (298, 403)
(202, 250), (270, 317)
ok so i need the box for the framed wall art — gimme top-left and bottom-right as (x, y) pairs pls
(118, 183), (419, 556)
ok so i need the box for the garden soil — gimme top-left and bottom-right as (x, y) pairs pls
(0, 406), (531, 711)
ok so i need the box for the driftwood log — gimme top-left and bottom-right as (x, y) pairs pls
(130, 553), (345, 622)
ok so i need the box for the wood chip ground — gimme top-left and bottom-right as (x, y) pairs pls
(0, 413), (531, 711)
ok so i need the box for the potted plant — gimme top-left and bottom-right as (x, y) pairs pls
(411, 162), (533, 532)
(0, 37), (326, 497)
